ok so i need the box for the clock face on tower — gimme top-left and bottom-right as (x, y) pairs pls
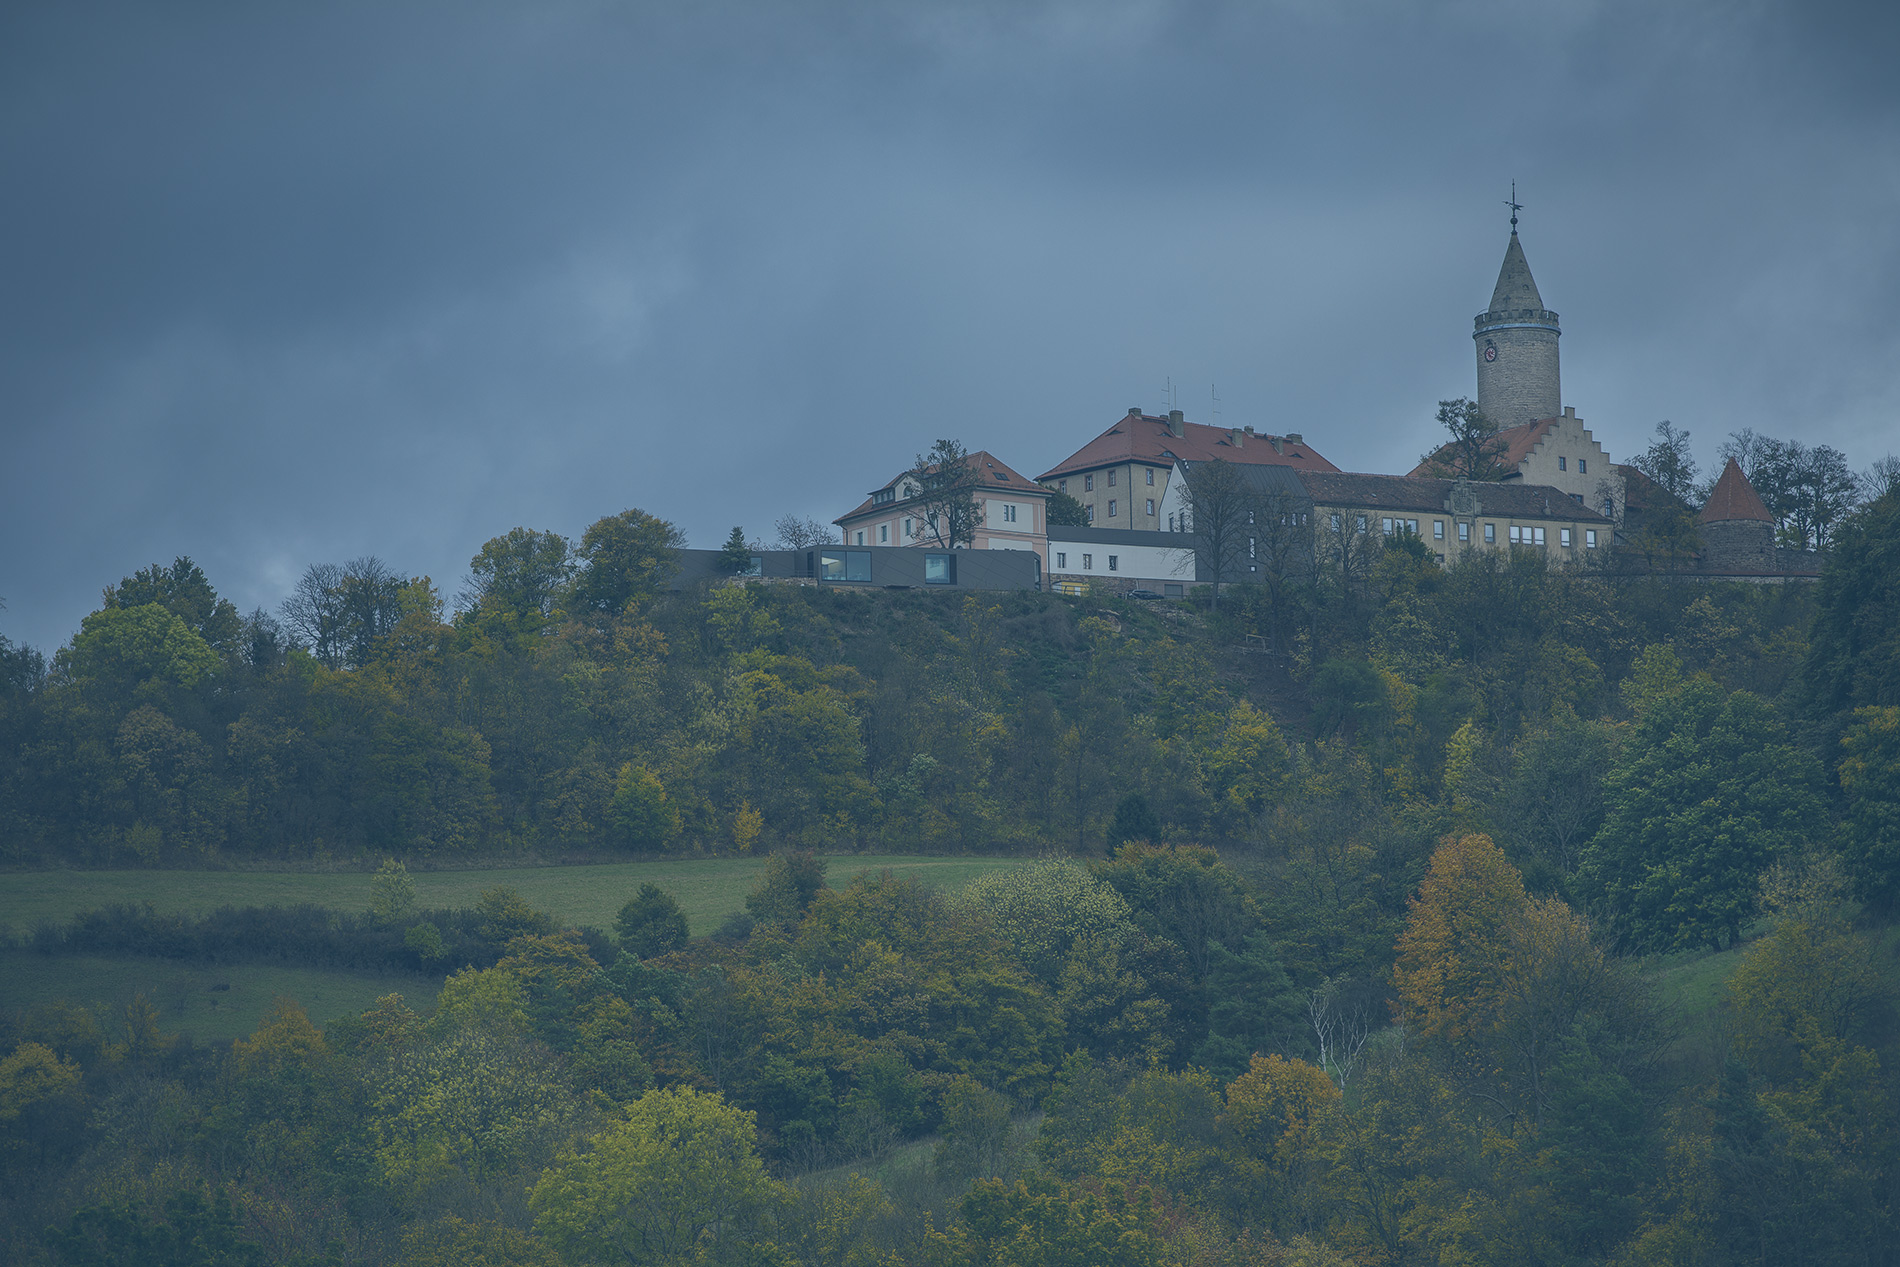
(1483, 344), (1498, 362)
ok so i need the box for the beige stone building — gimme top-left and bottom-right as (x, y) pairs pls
(1038, 407), (1339, 532)
(1302, 470), (1614, 565)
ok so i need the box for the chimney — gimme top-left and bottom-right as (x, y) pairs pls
(1127, 406), (1143, 417)
(1168, 409), (1184, 437)
(1285, 432), (1303, 446)
(1270, 435), (1284, 455)
(1563, 406), (1576, 419)
(1244, 425), (1255, 436)
(1230, 428), (1244, 448)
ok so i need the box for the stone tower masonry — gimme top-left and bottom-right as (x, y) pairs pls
(1474, 229), (1562, 432)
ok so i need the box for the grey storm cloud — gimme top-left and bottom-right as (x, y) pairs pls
(3, 0), (1897, 652)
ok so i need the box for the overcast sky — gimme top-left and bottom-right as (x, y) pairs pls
(3, 0), (1897, 652)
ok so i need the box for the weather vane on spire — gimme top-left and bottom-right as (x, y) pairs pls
(1504, 181), (1523, 233)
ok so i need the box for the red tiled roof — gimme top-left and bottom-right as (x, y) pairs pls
(1698, 458), (1774, 524)
(835, 450), (1048, 524)
(1037, 412), (1339, 482)
(1408, 418), (1556, 479)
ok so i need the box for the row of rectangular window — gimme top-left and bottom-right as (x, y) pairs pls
(1556, 457), (1586, 473)
(1063, 468), (1157, 494)
(1081, 497), (1158, 524)
(1330, 514), (1598, 550)
(818, 550), (958, 584)
(1054, 552), (1118, 572)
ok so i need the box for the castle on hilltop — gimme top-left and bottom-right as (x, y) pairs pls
(758, 199), (1821, 595)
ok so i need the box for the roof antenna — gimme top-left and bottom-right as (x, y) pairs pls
(1163, 375), (1178, 412)
(1210, 382), (1221, 427)
(1504, 181), (1523, 234)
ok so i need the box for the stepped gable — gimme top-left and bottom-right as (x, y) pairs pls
(1488, 231), (1546, 312)
(1408, 418), (1555, 479)
(1038, 411), (1339, 481)
(1697, 458), (1774, 524)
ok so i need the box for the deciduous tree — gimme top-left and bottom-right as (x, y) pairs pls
(530, 1085), (779, 1265)
(1417, 397), (1509, 481)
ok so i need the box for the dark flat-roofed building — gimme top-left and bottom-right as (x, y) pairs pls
(673, 545), (1042, 592)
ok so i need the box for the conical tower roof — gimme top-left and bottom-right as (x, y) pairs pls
(1698, 458), (1774, 524)
(1488, 232), (1545, 312)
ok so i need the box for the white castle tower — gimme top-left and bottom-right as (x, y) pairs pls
(1473, 198), (1561, 431)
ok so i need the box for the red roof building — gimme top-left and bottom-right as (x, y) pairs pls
(834, 450), (1052, 563)
(1038, 407), (1339, 533)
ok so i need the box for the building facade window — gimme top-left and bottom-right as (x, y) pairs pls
(1058, 479), (1067, 492)
(1433, 520), (1445, 540)
(1109, 500), (1117, 517)
(879, 524), (888, 543)
(1145, 498), (1155, 516)
(1560, 527), (1572, 547)
(820, 551), (872, 582)
(1458, 521), (1470, 542)
(924, 553), (956, 585)
(855, 531), (865, 545)
(1586, 529), (1598, 548)
(1055, 552), (1066, 568)
(1558, 456), (1567, 471)
(904, 517), (913, 537)
(1330, 513), (1342, 530)
(1002, 504), (1017, 523)
(1084, 474), (1094, 492)
(1355, 515), (1367, 532)
(1382, 517), (1394, 534)
(1484, 523), (1496, 543)
(1107, 469), (1117, 486)
(1108, 555), (1118, 571)
(1086, 504), (1095, 523)
(1082, 553), (1093, 570)
(1146, 468), (1155, 485)
(1579, 459), (1587, 474)
(1535, 527), (1547, 545)
(1509, 525), (1521, 544)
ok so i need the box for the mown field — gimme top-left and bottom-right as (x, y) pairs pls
(0, 855), (1031, 1042)
(0, 853), (1030, 939)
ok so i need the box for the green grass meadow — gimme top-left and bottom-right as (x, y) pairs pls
(1, 855), (1028, 1043)
(0, 854), (1029, 939)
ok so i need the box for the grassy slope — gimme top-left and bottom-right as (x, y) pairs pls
(1, 854), (1028, 939)
(1, 855), (1028, 1043)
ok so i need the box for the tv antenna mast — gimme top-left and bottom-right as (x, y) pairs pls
(1210, 383), (1222, 428)
(1162, 376), (1179, 412)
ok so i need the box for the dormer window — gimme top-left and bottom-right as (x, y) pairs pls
(872, 488), (896, 506)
